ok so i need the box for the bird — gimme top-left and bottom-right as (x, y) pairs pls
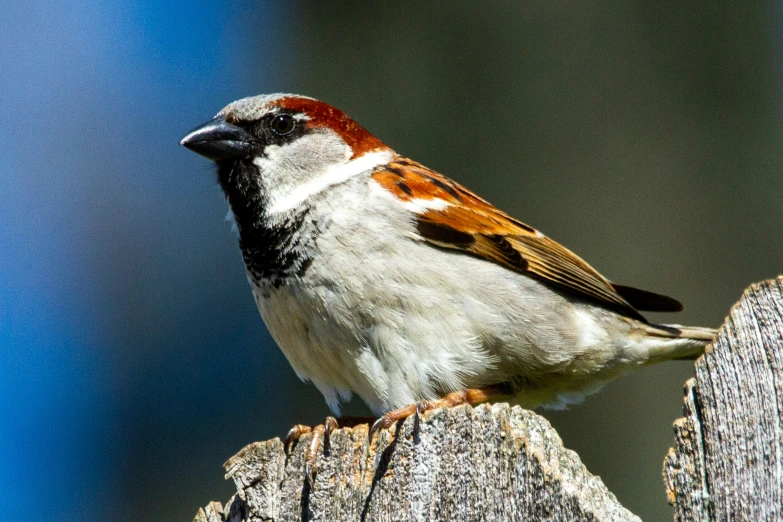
(181, 93), (715, 482)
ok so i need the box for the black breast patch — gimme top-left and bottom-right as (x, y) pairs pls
(217, 160), (316, 288)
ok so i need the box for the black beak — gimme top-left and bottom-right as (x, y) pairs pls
(180, 117), (254, 161)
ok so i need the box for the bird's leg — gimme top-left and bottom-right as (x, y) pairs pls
(369, 384), (511, 439)
(284, 415), (376, 487)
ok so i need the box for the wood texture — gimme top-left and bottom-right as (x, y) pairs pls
(195, 403), (639, 521)
(664, 277), (783, 521)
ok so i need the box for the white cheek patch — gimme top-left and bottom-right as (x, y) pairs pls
(260, 149), (394, 215)
(252, 142), (309, 175)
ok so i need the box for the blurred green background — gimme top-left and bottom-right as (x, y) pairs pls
(2, 2), (781, 521)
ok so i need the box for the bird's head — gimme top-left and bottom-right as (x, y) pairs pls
(181, 94), (393, 217)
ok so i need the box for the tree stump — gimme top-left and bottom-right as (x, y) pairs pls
(193, 278), (783, 522)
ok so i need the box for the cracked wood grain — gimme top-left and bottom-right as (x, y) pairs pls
(664, 277), (783, 521)
(195, 403), (639, 521)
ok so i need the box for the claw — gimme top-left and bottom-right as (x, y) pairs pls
(323, 416), (338, 453)
(368, 403), (417, 440)
(287, 415), (373, 487)
(304, 424), (325, 485)
(284, 424), (311, 454)
(305, 459), (316, 489)
(415, 399), (431, 417)
(369, 415), (389, 441)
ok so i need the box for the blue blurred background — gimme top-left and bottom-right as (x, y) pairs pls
(2, 2), (782, 520)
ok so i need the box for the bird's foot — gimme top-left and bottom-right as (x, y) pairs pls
(369, 384), (510, 440)
(284, 415), (374, 487)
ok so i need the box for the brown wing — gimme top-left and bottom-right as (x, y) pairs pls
(373, 157), (683, 321)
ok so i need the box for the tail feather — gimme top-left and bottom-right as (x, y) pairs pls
(646, 323), (718, 341)
(640, 323), (718, 362)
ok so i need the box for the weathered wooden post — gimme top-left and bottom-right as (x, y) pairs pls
(664, 277), (783, 521)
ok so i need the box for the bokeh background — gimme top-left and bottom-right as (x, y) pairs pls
(2, 2), (782, 520)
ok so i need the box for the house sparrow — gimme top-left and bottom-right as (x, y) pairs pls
(181, 94), (715, 480)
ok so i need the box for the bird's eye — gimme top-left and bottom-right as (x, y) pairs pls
(270, 114), (296, 136)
